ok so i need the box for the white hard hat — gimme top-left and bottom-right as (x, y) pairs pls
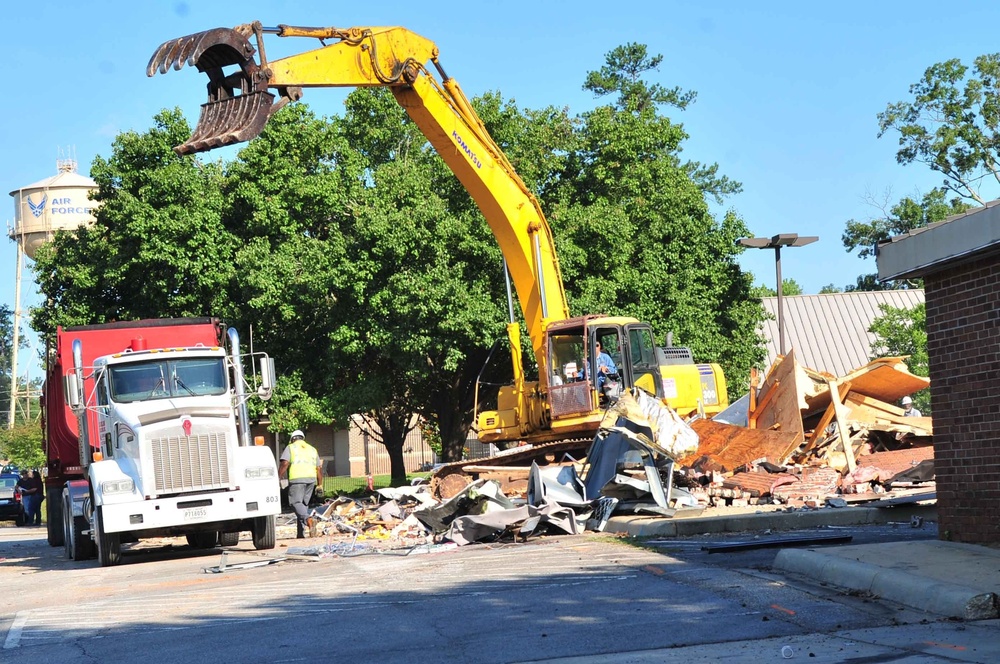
(290, 429), (305, 440)
(901, 396), (912, 405)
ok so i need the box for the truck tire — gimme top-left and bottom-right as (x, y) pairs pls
(65, 494), (95, 560)
(47, 489), (65, 547)
(251, 515), (275, 550)
(186, 532), (218, 549)
(219, 531), (240, 547)
(95, 506), (121, 567)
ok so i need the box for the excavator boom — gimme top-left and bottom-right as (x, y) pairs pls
(148, 23), (569, 381)
(147, 21), (726, 445)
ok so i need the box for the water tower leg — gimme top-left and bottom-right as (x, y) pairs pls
(8, 241), (23, 429)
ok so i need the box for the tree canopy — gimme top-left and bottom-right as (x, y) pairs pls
(869, 303), (929, 415)
(840, 55), (1000, 291)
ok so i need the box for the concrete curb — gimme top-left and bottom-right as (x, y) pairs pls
(773, 547), (998, 620)
(605, 503), (937, 538)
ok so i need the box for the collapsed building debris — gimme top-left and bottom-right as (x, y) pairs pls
(283, 352), (934, 555)
(685, 352), (933, 508)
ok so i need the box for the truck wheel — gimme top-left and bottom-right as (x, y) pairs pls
(95, 506), (121, 567)
(219, 531), (240, 546)
(65, 494), (94, 560)
(251, 515), (275, 550)
(15, 510), (24, 527)
(47, 490), (65, 547)
(185, 532), (218, 549)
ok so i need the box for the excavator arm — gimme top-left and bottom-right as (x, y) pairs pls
(148, 23), (568, 395)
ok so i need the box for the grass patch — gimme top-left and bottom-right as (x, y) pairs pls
(323, 473), (430, 497)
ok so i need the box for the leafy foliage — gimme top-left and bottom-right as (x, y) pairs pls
(878, 55), (1000, 205)
(0, 420), (44, 470)
(869, 303), (929, 415)
(755, 278), (804, 297)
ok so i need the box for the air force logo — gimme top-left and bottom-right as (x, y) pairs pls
(27, 194), (46, 218)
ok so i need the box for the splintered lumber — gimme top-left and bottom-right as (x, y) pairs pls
(752, 349), (807, 443)
(748, 380), (778, 429)
(844, 393), (934, 434)
(679, 419), (802, 472)
(827, 379), (856, 473)
(838, 357), (930, 404)
(801, 380), (853, 457)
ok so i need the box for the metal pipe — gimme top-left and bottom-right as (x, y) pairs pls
(532, 233), (549, 320)
(8, 241), (23, 428)
(72, 339), (89, 465)
(775, 246), (785, 355)
(227, 327), (251, 447)
(503, 259), (515, 323)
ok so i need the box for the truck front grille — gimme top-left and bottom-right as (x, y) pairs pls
(151, 432), (230, 493)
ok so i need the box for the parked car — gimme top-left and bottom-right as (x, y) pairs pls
(0, 472), (25, 526)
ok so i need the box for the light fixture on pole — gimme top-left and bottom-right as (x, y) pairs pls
(737, 233), (818, 356)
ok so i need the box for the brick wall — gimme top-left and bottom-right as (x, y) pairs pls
(925, 255), (1000, 544)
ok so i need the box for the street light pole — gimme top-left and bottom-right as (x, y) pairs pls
(736, 233), (818, 356)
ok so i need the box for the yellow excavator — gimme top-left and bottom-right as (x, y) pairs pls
(147, 21), (727, 448)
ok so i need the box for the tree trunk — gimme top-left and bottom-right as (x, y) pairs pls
(369, 407), (414, 488)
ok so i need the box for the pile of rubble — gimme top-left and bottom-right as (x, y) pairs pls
(295, 353), (932, 551)
(682, 352), (933, 508)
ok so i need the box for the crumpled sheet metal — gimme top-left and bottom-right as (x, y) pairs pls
(527, 461), (589, 507)
(412, 479), (513, 533)
(446, 502), (581, 546)
(582, 422), (672, 511)
(604, 390), (699, 459)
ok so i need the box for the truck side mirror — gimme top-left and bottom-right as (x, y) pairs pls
(257, 356), (275, 401)
(65, 373), (83, 411)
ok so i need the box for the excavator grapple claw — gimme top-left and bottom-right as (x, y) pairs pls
(147, 27), (276, 155)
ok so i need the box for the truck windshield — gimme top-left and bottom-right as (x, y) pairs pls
(109, 358), (227, 403)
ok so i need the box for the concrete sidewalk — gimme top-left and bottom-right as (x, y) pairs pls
(774, 539), (1000, 620)
(606, 502), (1000, 621)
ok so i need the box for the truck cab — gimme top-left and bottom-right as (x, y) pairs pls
(53, 319), (280, 566)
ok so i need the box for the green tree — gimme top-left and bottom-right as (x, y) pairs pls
(0, 420), (44, 469)
(841, 189), (970, 291)
(0, 305), (14, 428)
(560, 43), (765, 388)
(0, 304), (42, 466)
(31, 109), (236, 336)
(842, 54), (997, 292)
(819, 284), (843, 294)
(869, 303), (929, 415)
(878, 55), (1000, 205)
(756, 278), (804, 297)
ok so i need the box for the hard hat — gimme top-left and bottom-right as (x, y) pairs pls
(290, 429), (305, 440)
(901, 396), (913, 405)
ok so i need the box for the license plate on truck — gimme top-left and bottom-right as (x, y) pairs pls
(184, 507), (207, 520)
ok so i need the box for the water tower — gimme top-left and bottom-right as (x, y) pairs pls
(6, 159), (98, 427)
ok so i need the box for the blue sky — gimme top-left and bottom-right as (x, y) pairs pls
(5, 1), (1000, 381)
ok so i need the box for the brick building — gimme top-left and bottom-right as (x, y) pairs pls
(877, 200), (1000, 544)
